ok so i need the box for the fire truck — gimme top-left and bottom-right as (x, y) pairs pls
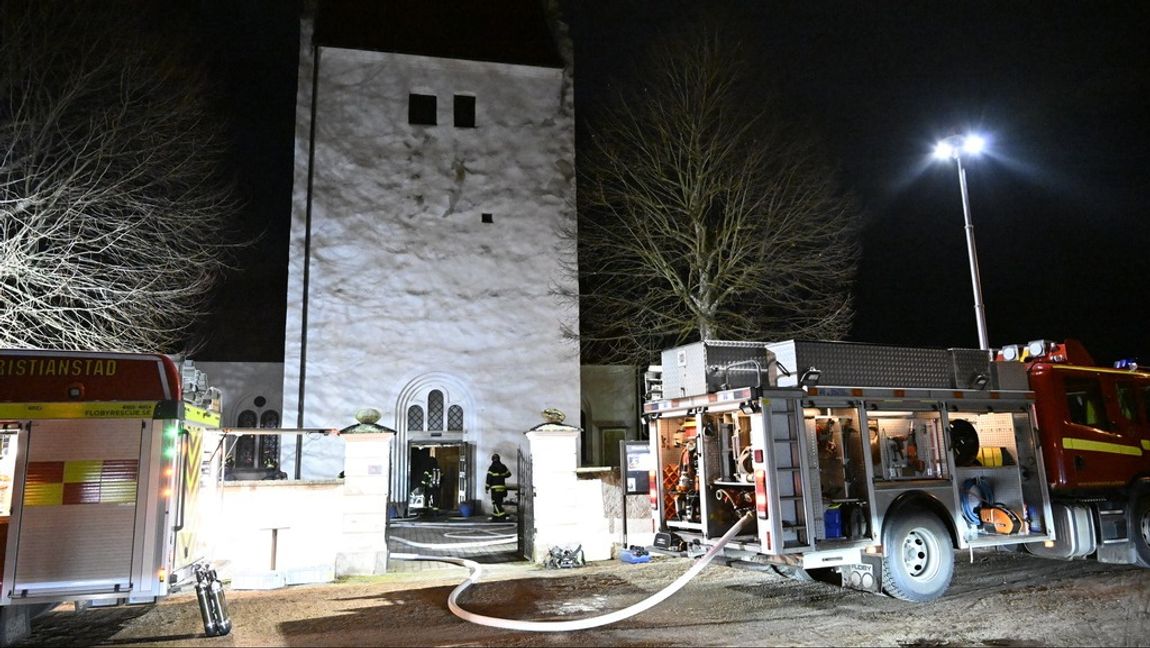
(644, 340), (1059, 602)
(0, 349), (229, 638)
(996, 339), (1150, 567)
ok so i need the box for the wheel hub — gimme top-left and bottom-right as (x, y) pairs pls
(901, 527), (939, 580)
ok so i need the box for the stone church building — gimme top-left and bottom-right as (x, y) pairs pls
(274, 0), (580, 509)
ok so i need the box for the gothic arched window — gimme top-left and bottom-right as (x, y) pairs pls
(428, 390), (444, 431)
(408, 404), (425, 431)
(448, 405), (464, 431)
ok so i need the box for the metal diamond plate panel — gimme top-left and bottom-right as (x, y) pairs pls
(769, 340), (990, 389)
(950, 348), (993, 389)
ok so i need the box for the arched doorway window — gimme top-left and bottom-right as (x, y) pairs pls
(428, 390), (445, 431)
(394, 374), (476, 510)
(405, 390), (460, 436)
(407, 404), (424, 431)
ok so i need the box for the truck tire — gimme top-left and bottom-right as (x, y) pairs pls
(1131, 490), (1150, 568)
(881, 509), (954, 602)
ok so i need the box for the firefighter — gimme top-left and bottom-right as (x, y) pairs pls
(485, 453), (512, 521)
(420, 454), (441, 512)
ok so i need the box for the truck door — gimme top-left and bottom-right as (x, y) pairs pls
(1061, 374), (1140, 487)
(1115, 379), (1150, 477)
(5, 418), (148, 602)
(751, 393), (816, 554)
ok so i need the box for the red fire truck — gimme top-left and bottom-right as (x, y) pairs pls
(0, 349), (229, 640)
(997, 339), (1150, 567)
(643, 338), (1150, 603)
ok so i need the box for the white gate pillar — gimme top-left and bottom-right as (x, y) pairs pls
(336, 409), (395, 576)
(525, 410), (612, 563)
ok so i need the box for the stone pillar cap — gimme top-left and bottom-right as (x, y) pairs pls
(528, 422), (580, 433)
(339, 407), (397, 435)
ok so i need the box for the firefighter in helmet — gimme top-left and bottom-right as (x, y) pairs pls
(485, 453), (512, 521)
(420, 454), (441, 512)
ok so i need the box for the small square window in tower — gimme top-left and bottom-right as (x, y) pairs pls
(454, 95), (476, 128)
(409, 93), (437, 126)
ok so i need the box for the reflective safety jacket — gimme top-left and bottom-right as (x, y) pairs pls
(486, 460), (511, 492)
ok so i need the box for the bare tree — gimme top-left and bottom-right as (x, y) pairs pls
(0, 1), (237, 353)
(568, 31), (860, 365)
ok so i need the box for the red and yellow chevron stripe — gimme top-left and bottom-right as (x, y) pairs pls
(184, 431), (201, 499)
(23, 460), (139, 506)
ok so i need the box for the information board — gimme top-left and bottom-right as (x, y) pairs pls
(621, 440), (652, 495)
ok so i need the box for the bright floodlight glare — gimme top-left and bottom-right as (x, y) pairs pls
(933, 141), (955, 159)
(962, 135), (985, 155)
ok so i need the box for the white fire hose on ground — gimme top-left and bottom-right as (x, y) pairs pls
(392, 511), (753, 632)
(390, 520), (518, 550)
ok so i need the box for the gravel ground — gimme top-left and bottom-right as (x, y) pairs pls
(12, 547), (1150, 647)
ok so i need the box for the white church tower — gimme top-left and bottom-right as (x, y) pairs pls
(281, 1), (579, 509)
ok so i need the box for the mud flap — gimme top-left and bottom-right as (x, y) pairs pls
(839, 553), (883, 593)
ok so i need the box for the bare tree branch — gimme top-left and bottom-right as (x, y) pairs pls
(565, 29), (861, 365)
(0, 1), (239, 353)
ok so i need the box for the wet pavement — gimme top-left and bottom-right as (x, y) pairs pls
(386, 512), (523, 572)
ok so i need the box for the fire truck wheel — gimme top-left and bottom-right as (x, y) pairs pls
(881, 509), (954, 602)
(1131, 490), (1150, 568)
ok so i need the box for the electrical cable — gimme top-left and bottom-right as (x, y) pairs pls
(392, 511), (753, 632)
(961, 476), (993, 525)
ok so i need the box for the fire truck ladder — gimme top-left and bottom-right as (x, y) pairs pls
(763, 397), (816, 552)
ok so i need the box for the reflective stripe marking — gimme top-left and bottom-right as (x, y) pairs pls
(64, 460), (103, 484)
(0, 401), (158, 420)
(1052, 365), (1150, 378)
(24, 460), (139, 506)
(185, 429), (203, 494)
(1062, 437), (1143, 456)
(184, 405), (220, 427)
(1143, 440), (1150, 451)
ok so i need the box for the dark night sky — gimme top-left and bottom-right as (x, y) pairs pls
(194, 0), (298, 362)
(197, 1), (1150, 366)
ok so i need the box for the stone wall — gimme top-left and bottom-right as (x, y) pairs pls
(594, 469), (657, 549)
(215, 479), (343, 585)
(213, 431), (395, 587)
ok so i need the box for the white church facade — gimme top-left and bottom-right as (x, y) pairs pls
(275, 1), (580, 510)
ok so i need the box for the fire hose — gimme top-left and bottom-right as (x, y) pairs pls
(392, 534), (517, 550)
(390, 521), (518, 548)
(392, 511), (753, 632)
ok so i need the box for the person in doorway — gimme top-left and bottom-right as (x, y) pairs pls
(485, 453), (512, 521)
(421, 454), (441, 513)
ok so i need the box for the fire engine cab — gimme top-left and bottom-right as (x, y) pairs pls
(644, 340), (1057, 602)
(997, 339), (1150, 567)
(0, 349), (228, 639)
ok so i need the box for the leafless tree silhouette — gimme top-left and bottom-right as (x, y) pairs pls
(0, 1), (238, 352)
(565, 30), (861, 365)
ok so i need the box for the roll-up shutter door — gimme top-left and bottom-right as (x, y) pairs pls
(10, 419), (144, 599)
